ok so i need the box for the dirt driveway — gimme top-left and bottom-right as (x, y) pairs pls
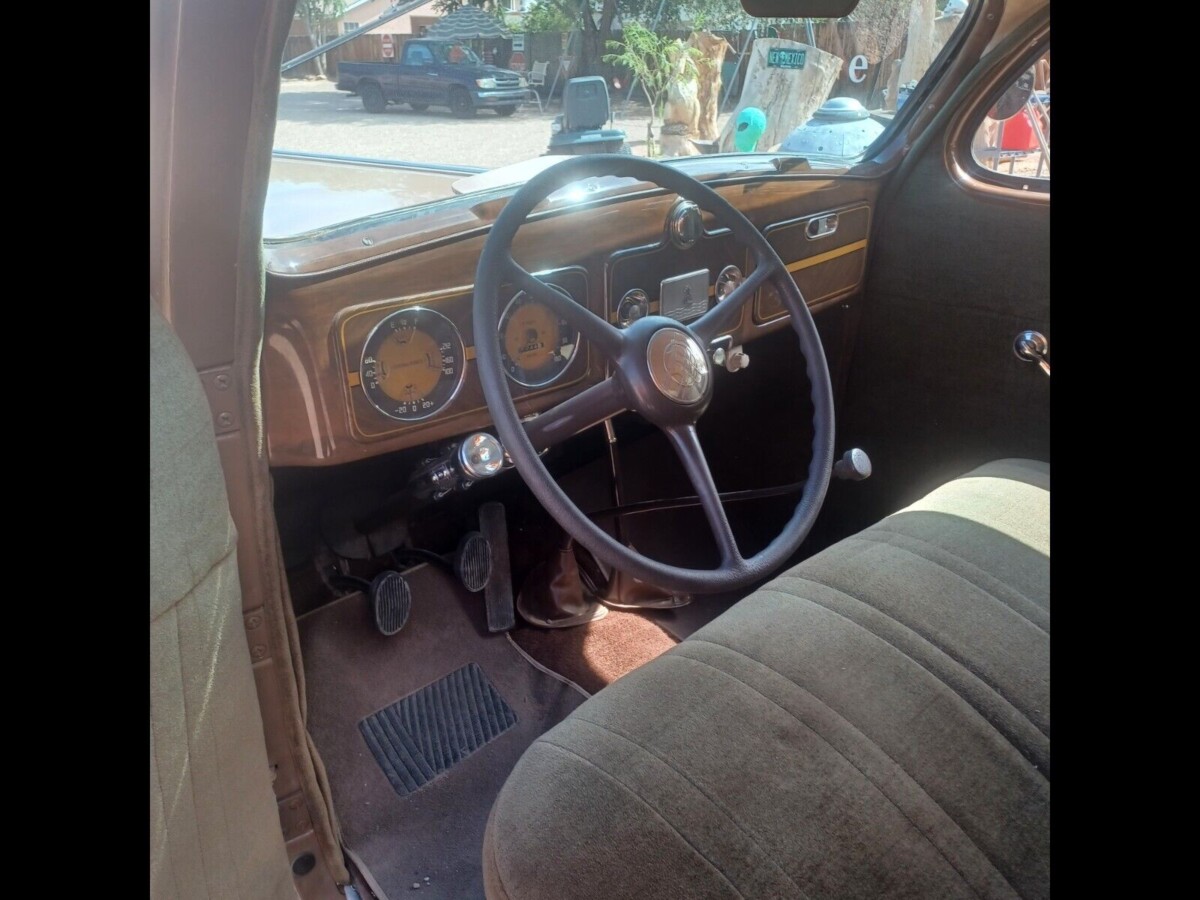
(274, 78), (731, 169)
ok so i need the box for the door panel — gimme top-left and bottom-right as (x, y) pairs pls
(838, 133), (1049, 531)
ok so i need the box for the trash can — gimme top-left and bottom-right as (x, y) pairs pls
(1000, 108), (1040, 151)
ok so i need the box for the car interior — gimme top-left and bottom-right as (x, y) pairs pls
(149, 0), (1049, 898)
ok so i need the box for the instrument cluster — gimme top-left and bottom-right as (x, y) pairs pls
(341, 267), (590, 435)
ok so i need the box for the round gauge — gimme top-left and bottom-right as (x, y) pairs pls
(715, 265), (744, 302)
(499, 288), (580, 387)
(360, 307), (466, 421)
(617, 289), (649, 328)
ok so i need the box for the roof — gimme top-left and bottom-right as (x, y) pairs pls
(425, 6), (510, 41)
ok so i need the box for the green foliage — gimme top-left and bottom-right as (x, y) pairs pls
(433, 0), (507, 16)
(296, 0), (346, 39)
(522, 0), (575, 33)
(604, 22), (701, 153)
(682, 0), (811, 31)
(686, 0), (758, 30)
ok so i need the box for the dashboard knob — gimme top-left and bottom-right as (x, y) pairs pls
(725, 349), (750, 372)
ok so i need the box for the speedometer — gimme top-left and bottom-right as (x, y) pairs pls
(499, 288), (580, 387)
(360, 307), (465, 421)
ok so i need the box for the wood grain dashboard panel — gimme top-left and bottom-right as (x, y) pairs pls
(263, 176), (880, 467)
(755, 204), (872, 322)
(606, 228), (750, 331)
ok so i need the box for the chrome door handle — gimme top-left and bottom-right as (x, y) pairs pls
(1014, 330), (1050, 377)
(806, 213), (838, 240)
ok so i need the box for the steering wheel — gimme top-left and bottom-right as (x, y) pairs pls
(474, 155), (834, 594)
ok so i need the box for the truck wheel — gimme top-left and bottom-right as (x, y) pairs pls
(449, 88), (475, 119)
(494, 106), (517, 117)
(360, 83), (386, 114)
(409, 103), (429, 112)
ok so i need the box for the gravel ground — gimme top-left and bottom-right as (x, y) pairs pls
(274, 78), (730, 169)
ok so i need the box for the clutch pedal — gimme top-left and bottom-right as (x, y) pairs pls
(369, 570), (412, 636)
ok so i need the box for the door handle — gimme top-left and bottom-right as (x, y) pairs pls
(806, 213), (838, 240)
(1014, 330), (1050, 377)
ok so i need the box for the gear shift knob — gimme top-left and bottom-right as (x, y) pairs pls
(833, 448), (872, 481)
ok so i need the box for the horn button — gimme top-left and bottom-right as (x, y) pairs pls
(647, 327), (710, 404)
(617, 317), (713, 425)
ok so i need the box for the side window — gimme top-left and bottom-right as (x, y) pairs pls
(405, 45), (433, 67)
(970, 49), (1050, 182)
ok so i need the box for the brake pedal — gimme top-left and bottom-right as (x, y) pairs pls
(454, 531), (492, 593)
(478, 502), (515, 632)
(369, 570), (412, 636)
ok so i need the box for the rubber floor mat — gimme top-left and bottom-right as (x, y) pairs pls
(360, 663), (517, 798)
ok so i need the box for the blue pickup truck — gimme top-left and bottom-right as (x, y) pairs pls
(336, 39), (528, 118)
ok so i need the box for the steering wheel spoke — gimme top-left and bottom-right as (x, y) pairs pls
(692, 262), (771, 343)
(506, 258), (625, 359)
(664, 425), (742, 567)
(523, 376), (628, 450)
(475, 154), (834, 594)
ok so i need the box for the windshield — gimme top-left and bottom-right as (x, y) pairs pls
(269, 0), (972, 239)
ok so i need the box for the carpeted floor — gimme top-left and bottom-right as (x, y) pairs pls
(511, 609), (679, 695)
(296, 564), (586, 900)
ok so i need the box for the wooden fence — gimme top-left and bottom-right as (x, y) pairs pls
(283, 34), (417, 80)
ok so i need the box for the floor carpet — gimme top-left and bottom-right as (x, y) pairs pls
(297, 564), (586, 899)
(511, 609), (679, 695)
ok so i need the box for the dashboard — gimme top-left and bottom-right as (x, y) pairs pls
(263, 172), (875, 467)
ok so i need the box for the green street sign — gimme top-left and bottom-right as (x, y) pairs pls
(767, 48), (807, 70)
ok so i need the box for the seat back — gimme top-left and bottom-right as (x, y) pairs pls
(562, 76), (610, 130)
(530, 60), (548, 85)
(150, 300), (296, 900)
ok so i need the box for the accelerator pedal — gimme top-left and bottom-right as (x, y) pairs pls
(478, 502), (516, 633)
(369, 570), (412, 636)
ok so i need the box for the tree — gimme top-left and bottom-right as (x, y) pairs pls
(604, 22), (700, 155)
(296, 0), (346, 77)
(433, 0), (507, 14)
(523, 0), (575, 33)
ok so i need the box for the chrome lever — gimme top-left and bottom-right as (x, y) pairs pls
(1014, 330), (1050, 377)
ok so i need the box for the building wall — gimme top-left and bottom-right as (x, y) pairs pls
(335, 0), (442, 38)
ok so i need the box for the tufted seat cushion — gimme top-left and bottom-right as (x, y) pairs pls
(483, 459), (1050, 899)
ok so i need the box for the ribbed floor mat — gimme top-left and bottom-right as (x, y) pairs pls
(360, 663), (517, 797)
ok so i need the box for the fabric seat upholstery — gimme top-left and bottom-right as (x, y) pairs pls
(483, 459), (1049, 900)
(150, 302), (297, 900)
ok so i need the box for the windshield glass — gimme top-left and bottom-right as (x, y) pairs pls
(269, 0), (972, 239)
